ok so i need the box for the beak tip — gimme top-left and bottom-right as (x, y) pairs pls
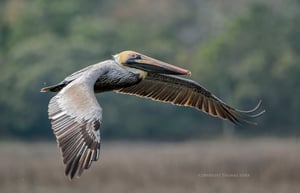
(182, 70), (191, 76)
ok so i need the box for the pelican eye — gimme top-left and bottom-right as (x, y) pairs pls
(129, 53), (141, 60)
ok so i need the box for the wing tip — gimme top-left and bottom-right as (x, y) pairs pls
(232, 100), (266, 126)
(64, 153), (99, 180)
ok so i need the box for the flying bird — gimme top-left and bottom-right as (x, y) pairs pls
(41, 50), (265, 179)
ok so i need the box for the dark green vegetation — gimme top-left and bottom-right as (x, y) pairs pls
(0, 0), (299, 140)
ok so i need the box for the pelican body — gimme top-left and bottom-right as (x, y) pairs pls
(41, 50), (264, 179)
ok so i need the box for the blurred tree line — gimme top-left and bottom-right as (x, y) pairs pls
(0, 0), (299, 140)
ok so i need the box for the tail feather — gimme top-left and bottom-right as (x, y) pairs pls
(41, 82), (68, 92)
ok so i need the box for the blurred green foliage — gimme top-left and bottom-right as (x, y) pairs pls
(0, 0), (299, 140)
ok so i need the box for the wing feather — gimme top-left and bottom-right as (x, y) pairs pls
(48, 78), (102, 180)
(117, 73), (265, 125)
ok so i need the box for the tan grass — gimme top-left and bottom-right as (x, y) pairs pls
(0, 138), (299, 193)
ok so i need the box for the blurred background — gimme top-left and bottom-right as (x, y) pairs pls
(0, 0), (299, 192)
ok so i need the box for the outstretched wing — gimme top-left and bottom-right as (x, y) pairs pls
(48, 79), (102, 179)
(117, 73), (265, 125)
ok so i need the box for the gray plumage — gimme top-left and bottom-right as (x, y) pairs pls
(44, 60), (142, 179)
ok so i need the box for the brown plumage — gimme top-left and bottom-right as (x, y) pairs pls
(117, 73), (264, 125)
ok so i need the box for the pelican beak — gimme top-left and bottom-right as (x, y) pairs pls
(125, 53), (191, 75)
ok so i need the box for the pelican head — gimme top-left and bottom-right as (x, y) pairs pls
(113, 50), (191, 75)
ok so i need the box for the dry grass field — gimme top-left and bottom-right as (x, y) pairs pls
(0, 138), (299, 193)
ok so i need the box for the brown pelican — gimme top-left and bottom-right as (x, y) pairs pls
(41, 50), (265, 179)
